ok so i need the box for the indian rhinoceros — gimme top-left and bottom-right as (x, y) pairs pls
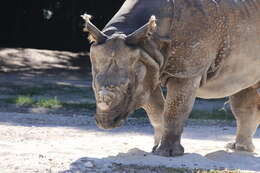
(81, 0), (260, 156)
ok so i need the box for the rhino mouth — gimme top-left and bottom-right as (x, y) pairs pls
(95, 110), (129, 130)
(94, 85), (135, 129)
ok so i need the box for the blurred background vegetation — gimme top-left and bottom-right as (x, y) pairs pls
(0, 0), (125, 52)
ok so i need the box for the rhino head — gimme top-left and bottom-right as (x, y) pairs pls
(82, 14), (161, 129)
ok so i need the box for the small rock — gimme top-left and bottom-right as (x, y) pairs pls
(84, 161), (94, 168)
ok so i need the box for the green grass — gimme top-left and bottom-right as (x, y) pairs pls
(3, 96), (96, 110)
(3, 84), (95, 98)
(13, 95), (35, 106)
(36, 97), (62, 108)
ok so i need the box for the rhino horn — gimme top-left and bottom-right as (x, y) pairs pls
(126, 15), (157, 44)
(81, 13), (108, 43)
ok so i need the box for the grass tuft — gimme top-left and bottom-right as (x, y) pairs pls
(14, 95), (34, 106)
(37, 97), (62, 108)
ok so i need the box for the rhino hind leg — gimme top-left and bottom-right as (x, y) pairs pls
(142, 87), (165, 152)
(227, 85), (260, 152)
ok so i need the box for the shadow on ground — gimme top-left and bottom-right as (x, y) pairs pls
(0, 48), (90, 73)
(60, 148), (260, 172)
(0, 48), (92, 86)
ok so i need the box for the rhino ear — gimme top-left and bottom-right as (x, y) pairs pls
(81, 13), (108, 43)
(126, 15), (157, 45)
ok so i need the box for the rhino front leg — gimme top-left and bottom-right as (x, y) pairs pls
(142, 87), (165, 152)
(226, 86), (260, 152)
(153, 76), (201, 157)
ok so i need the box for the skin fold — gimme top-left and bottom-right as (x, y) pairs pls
(82, 0), (260, 157)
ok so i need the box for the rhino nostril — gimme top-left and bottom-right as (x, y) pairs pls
(97, 102), (110, 111)
(98, 88), (116, 103)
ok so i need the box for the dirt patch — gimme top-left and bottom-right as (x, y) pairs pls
(0, 112), (259, 173)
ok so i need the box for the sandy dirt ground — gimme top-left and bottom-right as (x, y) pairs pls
(0, 112), (259, 173)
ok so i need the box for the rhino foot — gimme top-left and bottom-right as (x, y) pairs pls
(153, 142), (184, 157)
(226, 142), (255, 152)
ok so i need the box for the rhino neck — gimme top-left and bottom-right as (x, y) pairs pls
(102, 0), (174, 37)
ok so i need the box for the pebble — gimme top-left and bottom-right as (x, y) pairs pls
(84, 161), (94, 168)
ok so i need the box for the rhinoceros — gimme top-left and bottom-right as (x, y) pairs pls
(82, 0), (260, 156)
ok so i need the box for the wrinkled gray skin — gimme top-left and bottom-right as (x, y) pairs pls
(82, 0), (260, 157)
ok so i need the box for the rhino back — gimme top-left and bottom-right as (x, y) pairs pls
(102, 0), (173, 36)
